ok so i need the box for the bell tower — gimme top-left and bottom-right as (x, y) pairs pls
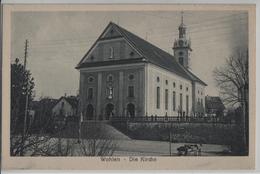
(173, 12), (192, 69)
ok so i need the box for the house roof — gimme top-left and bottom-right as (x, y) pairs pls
(205, 96), (225, 110)
(77, 22), (207, 86)
(65, 96), (79, 109)
(55, 96), (79, 109)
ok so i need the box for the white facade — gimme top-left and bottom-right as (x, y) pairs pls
(145, 63), (205, 116)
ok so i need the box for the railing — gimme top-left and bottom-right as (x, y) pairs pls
(110, 116), (231, 124)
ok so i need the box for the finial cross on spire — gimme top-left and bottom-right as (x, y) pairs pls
(181, 11), (184, 24)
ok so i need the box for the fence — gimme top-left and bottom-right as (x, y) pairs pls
(110, 116), (232, 124)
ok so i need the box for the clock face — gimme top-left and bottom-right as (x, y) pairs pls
(179, 40), (184, 46)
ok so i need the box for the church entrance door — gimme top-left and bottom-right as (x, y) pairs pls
(127, 103), (135, 118)
(86, 104), (94, 120)
(105, 103), (114, 120)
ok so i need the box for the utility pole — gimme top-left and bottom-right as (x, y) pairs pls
(22, 39), (29, 145)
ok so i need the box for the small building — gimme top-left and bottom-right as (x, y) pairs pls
(52, 96), (79, 117)
(205, 96), (225, 118)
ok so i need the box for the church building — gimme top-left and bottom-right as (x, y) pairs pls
(76, 17), (207, 120)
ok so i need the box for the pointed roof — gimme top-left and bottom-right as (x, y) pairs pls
(179, 11), (186, 29)
(76, 22), (206, 86)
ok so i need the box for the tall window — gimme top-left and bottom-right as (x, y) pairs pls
(107, 74), (113, 82)
(201, 98), (203, 106)
(186, 95), (189, 115)
(156, 87), (160, 109)
(88, 88), (93, 99)
(128, 86), (134, 97)
(173, 91), (176, 111)
(179, 57), (184, 65)
(180, 93), (183, 111)
(109, 47), (114, 59)
(165, 89), (168, 110)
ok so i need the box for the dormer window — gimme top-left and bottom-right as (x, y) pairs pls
(109, 47), (114, 59)
(90, 55), (94, 61)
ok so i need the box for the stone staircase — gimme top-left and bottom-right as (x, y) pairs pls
(80, 121), (131, 140)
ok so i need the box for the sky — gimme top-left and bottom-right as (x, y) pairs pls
(11, 11), (248, 100)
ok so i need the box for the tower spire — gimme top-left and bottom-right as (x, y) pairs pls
(173, 12), (192, 69)
(181, 11), (184, 24)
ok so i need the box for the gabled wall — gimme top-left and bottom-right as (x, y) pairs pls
(52, 98), (76, 117)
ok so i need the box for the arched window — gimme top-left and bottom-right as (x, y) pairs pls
(180, 93), (183, 111)
(173, 91), (176, 111)
(156, 87), (160, 109)
(186, 95), (189, 116)
(165, 89), (168, 110)
(128, 86), (134, 97)
(87, 88), (93, 99)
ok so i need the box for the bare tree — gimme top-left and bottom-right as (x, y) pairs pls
(213, 48), (248, 154)
(10, 117), (52, 156)
(79, 122), (118, 156)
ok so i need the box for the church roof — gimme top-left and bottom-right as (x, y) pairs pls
(77, 22), (207, 86)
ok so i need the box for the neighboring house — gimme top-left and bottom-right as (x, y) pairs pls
(52, 96), (79, 117)
(32, 98), (58, 132)
(76, 16), (207, 121)
(205, 96), (225, 117)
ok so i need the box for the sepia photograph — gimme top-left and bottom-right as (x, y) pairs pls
(1, 4), (256, 170)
